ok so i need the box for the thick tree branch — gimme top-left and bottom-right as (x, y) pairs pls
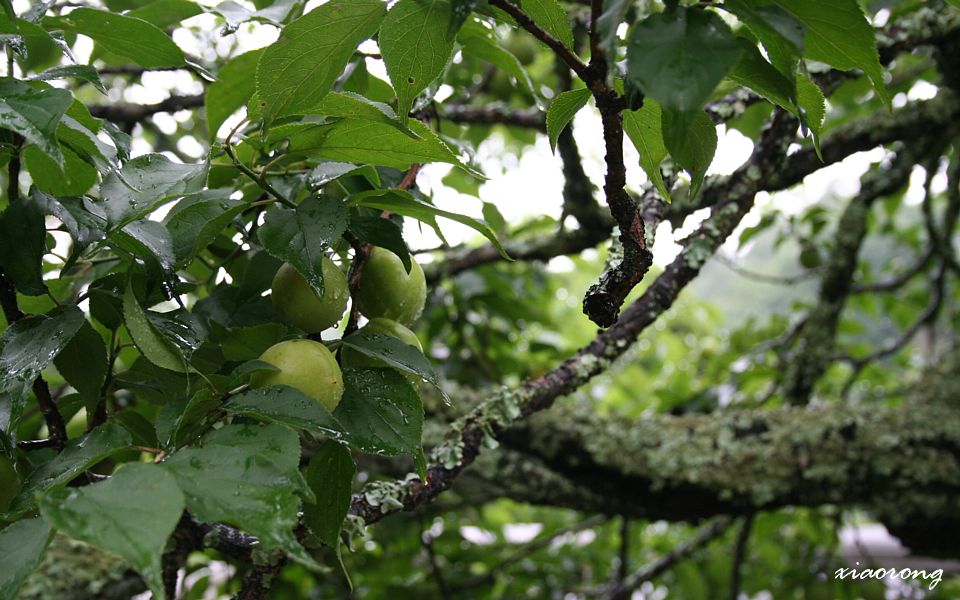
(349, 111), (798, 526)
(489, 399), (960, 534)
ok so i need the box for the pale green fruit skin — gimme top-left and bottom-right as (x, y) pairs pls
(0, 454), (22, 513)
(250, 339), (344, 412)
(356, 248), (426, 326)
(341, 318), (423, 375)
(271, 259), (349, 333)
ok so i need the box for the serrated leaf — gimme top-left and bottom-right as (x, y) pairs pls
(347, 214), (411, 273)
(284, 118), (478, 174)
(7, 422), (132, 515)
(53, 319), (108, 416)
(623, 98), (671, 203)
(33, 192), (105, 254)
(0, 305), (85, 432)
(127, 0), (204, 29)
(546, 88), (590, 152)
(333, 368), (423, 456)
(112, 219), (177, 277)
(518, 0), (573, 49)
(225, 385), (348, 441)
(797, 73), (825, 157)
(727, 38), (795, 112)
(48, 8), (185, 67)
(257, 195), (349, 297)
(39, 463), (184, 600)
(0, 194), (48, 295)
(29, 65), (106, 94)
(340, 330), (439, 387)
(311, 91), (418, 138)
(626, 6), (742, 115)
(162, 190), (246, 266)
(458, 24), (536, 99)
(122, 284), (189, 373)
(348, 188), (509, 259)
(162, 423), (318, 568)
(99, 153), (208, 230)
(206, 49), (262, 140)
(0, 518), (53, 600)
(380, 0), (457, 123)
(723, 0), (803, 82)
(661, 107), (717, 199)
(597, 0), (631, 65)
(0, 78), (71, 167)
(303, 442), (355, 547)
(256, 0), (386, 118)
(771, 0), (889, 107)
(23, 144), (97, 196)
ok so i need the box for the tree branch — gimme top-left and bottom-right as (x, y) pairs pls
(487, 0), (590, 80)
(87, 93), (204, 126)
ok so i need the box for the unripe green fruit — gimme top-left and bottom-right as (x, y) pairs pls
(251, 339), (344, 412)
(0, 454), (22, 513)
(356, 248), (426, 326)
(271, 259), (349, 333)
(341, 318), (423, 379)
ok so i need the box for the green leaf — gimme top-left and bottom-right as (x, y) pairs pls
(380, 0), (457, 123)
(23, 144), (97, 196)
(661, 107), (717, 199)
(162, 190), (246, 266)
(310, 91), (418, 138)
(0, 518), (53, 600)
(546, 88), (591, 152)
(797, 73), (825, 156)
(162, 423), (318, 567)
(348, 214), (411, 273)
(626, 6), (742, 115)
(0, 305), (85, 430)
(257, 195), (349, 297)
(111, 219), (177, 276)
(99, 153), (208, 230)
(596, 0), (631, 65)
(284, 118), (477, 173)
(771, 0), (889, 107)
(0, 194), (48, 295)
(518, 0), (573, 49)
(623, 98), (671, 203)
(206, 49), (262, 140)
(48, 8), (185, 68)
(303, 442), (355, 547)
(122, 284), (189, 373)
(33, 192), (106, 256)
(39, 463), (185, 600)
(127, 0), (204, 29)
(458, 20), (536, 99)
(723, 0), (804, 82)
(726, 38), (796, 112)
(29, 65), (106, 94)
(340, 330), (439, 387)
(334, 368), (423, 456)
(0, 79), (71, 166)
(7, 421), (133, 515)
(256, 0), (386, 118)
(223, 385), (348, 441)
(348, 188), (509, 259)
(53, 319), (108, 416)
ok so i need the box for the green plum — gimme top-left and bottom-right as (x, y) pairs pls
(356, 248), (426, 326)
(251, 339), (344, 412)
(271, 258), (349, 333)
